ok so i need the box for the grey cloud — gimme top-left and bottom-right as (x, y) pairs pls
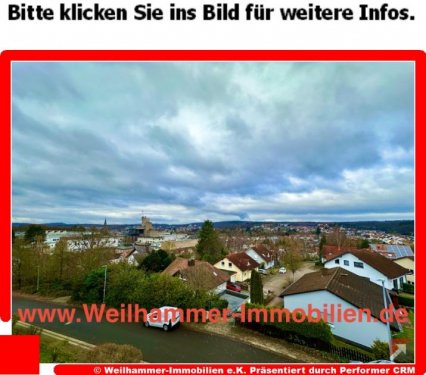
(12, 62), (414, 224)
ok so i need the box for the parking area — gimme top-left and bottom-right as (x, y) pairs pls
(262, 261), (318, 306)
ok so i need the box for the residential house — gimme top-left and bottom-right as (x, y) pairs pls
(323, 249), (408, 290)
(393, 256), (414, 285)
(281, 267), (401, 348)
(321, 245), (362, 263)
(245, 245), (275, 269)
(110, 247), (138, 266)
(370, 244), (414, 260)
(163, 257), (230, 294)
(214, 252), (259, 282)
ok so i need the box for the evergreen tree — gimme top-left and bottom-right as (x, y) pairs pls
(196, 220), (224, 263)
(358, 238), (370, 249)
(250, 269), (264, 304)
(315, 226), (321, 237)
(139, 250), (174, 272)
(318, 234), (326, 263)
(24, 224), (46, 244)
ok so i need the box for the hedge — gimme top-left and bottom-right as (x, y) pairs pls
(240, 303), (333, 344)
(398, 295), (414, 307)
(402, 283), (414, 295)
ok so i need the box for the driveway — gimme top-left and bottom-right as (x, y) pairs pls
(262, 261), (318, 306)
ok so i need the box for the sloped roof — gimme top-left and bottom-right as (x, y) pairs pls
(226, 252), (260, 271)
(181, 262), (229, 290)
(322, 245), (360, 261)
(281, 267), (398, 329)
(163, 257), (230, 290)
(326, 249), (408, 279)
(163, 257), (190, 276)
(370, 244), (414, 260)
(252, 245), (275, 262)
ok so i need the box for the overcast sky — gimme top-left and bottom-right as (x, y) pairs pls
(12, 62), (414, 224)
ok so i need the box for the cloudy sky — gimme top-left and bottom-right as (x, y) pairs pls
(12, 62), (414, 224)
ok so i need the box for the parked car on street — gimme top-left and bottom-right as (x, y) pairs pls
(226, 282), (242, 292)
(144, 306), (181, 331)
(258, 269), (268, 275)
(279, 267), (287, 274)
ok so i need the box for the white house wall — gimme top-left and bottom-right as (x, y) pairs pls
(214, 282), (227, 294)
(283, 290), (390, 348)
(245, 249), (274, 269)
(324, 253), (405, 290)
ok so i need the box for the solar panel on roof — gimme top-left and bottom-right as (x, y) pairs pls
(386, 245), (413, 258)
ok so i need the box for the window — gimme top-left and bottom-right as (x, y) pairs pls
(399, 277), (404, 287)
(393, 279), (398, 290)
(228, 262), (232, 268)
(335, 259), (340, 264)
(354, 262), (364, 268)
(344, 260), (349, 266)
(221, 261), (225, 266)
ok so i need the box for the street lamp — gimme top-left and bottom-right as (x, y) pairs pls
(377, 278), (393, 360)
(102, 265), (108, 304)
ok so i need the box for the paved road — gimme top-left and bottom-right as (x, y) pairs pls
(13, 296), (297, 363)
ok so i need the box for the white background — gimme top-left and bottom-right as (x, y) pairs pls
(0, 0), (425, 50)
(1, 0), (423, 373)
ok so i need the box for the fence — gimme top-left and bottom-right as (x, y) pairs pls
(235, 317), (374, 363)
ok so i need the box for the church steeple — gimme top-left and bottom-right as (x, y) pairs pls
(103, 217), (107, 227)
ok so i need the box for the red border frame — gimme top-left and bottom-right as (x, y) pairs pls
(1, 50), (424, 375)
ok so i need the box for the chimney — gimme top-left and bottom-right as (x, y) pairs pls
(188, 258), (195, 267)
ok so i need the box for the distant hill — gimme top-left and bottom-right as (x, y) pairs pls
(337, 221), (414, 236)
(12, 220), (414, 236)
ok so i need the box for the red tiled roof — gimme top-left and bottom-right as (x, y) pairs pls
(226, 252), (259, 271)
(253, 245), (275, 262)
(281, 267), (399, 329)
(163, 257), (230, 290)
(326, 249), (408, 279)
(322, 245), (360, 261)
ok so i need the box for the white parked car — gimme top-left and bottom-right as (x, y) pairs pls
(144, 306), (181, 331)
(279, 267), (287, 274)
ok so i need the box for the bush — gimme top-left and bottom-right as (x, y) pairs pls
(208, 295), (229, 310)
(85, 343), (143, 363)
(38, 280), (73, 297)
(241, 303), (333, 345)
(44, 340), (79, 363)
(402, 283), (414, 294)
(398, 295), (414, 307)
(371, 340), (389, 360)
(72, 267), (108, 303)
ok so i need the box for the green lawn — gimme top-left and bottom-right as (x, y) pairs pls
(13, 324), (83, 363)
(393, 309), (414, 362)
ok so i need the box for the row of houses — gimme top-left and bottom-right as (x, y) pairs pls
(160, 245), (277, 291)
